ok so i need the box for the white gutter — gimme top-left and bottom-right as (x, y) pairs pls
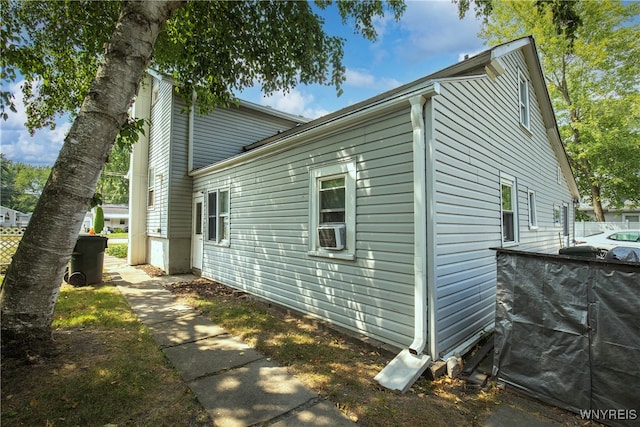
(374, 83), (440, 393)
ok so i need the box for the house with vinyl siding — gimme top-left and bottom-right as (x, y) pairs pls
(128, 36), (579, 391)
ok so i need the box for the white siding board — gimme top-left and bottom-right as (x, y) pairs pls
(192, 106), (300, 169)
(154, 44), (575, 359)
(194, 107), (416, 350)
(431, 49), (574, 355)
(168, 94), (193, 239)
(147, 78), (173, 236)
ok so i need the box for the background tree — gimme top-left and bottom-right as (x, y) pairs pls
(0, 0), (406, 357)
(97, 143), (131, 205)
(12, 163), (50, 213)
(479, 0), (640, 221)
(0, 154), (51, 213)
(0, 0), (595, 358)
(0, 154), (18, 207)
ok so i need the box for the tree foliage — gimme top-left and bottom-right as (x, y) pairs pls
(0, 0), (409, 357)
(97, 144), (130, 205)
(1, 0), (405, 127)
(0, 154), (51, 213)
(479, 0), (640, 219)
(455, 0), (582, 45)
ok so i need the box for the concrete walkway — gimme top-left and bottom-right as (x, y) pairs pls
(105, 255), (563, 427)
(104, 256), (355, 427)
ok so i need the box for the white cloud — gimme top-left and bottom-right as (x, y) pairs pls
(345, 69), (401, 90)
(0, 79), (68, 166)
(372, 13), (395, 41)
(390, 0), (485, 63)
(259, 89), (330, 119)
(458, 48), (486, 62)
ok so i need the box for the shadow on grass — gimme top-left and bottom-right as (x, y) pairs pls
(1, 282), (211, 427)
(53, 283), (139, 330)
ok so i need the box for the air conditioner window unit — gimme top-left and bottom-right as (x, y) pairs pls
(318, 224), (346, 250)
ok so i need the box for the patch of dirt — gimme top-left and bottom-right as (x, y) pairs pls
(161, 276), (590, 427)
(164, 277), (240, 299)
(134, 264), (165, 277)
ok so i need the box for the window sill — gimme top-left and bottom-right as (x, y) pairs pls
(520, 123), (533, 136)
(205, 241), (230, 248)
(528, 226), (539, 231)
(501, 241), (519, 248)
(308, 250), (355, 261)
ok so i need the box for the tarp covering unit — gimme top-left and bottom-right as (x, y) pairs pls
(493, 249), (640, 427)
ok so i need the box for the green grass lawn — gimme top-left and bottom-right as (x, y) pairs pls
(1, 281), (210, 426)
(107, 232), (128, 239)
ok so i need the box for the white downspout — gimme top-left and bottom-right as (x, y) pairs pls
(409, 94), (428, 355)
(374, 84), (440, 393)
(424, 95), (438, 360)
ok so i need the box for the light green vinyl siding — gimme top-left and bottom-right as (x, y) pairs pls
(432, 50), (574, 354)
(194, 106), (417, 349)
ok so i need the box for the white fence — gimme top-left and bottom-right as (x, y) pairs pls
(0, 227), (25, 273)
(575, 221), (640, 238)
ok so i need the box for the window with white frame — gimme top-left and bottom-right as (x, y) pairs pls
(553, 204), (561, 226)
(528, 190), (538, 229)
(501, 175), (518, 244)
(309, 161), (356, 259)
(148, 167), (155, 208)
(207, 188), (230, 244)
(562, 203), (569, 237)
(518, 70), (530, 130)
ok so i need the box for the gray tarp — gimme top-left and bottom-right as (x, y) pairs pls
(493, 249), (640, 427)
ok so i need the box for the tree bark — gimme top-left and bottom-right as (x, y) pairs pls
(591, 184), (605, 222)
(1, 0), (184, 358)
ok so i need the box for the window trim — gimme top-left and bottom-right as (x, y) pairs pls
(518, 69), (531, 131)
(553, 204), (562, 227)
(207, 188), (230, 246)
(527, 189), (538, 230)
(500, 174), (518, 246)
(308, 161), (356, 260)
(562, 202), (569, 237)
(148, 167), (155, 209)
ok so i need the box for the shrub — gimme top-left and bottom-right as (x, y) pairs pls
(106, 243), (127, 259)
(94, 206), (105, 234)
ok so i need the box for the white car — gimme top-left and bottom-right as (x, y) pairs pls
(576, 229), (640, 257)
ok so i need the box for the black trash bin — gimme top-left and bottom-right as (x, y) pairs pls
(558, 245), (598, 259)
(65, 235), (108, 286)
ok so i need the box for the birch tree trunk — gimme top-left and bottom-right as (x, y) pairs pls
(1, 0), (184, 358)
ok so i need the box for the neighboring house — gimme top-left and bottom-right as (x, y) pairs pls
(129, 36), (579, 390)
(82, 204), (130, 232)
(578, 199), (640, 225)
(0, 206), (31, 228)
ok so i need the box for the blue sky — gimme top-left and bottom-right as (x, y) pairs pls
(0, 1), (485, 167)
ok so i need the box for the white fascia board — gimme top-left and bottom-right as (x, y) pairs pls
(490, 36), (531, 60)
(190, 81), (442, 178)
